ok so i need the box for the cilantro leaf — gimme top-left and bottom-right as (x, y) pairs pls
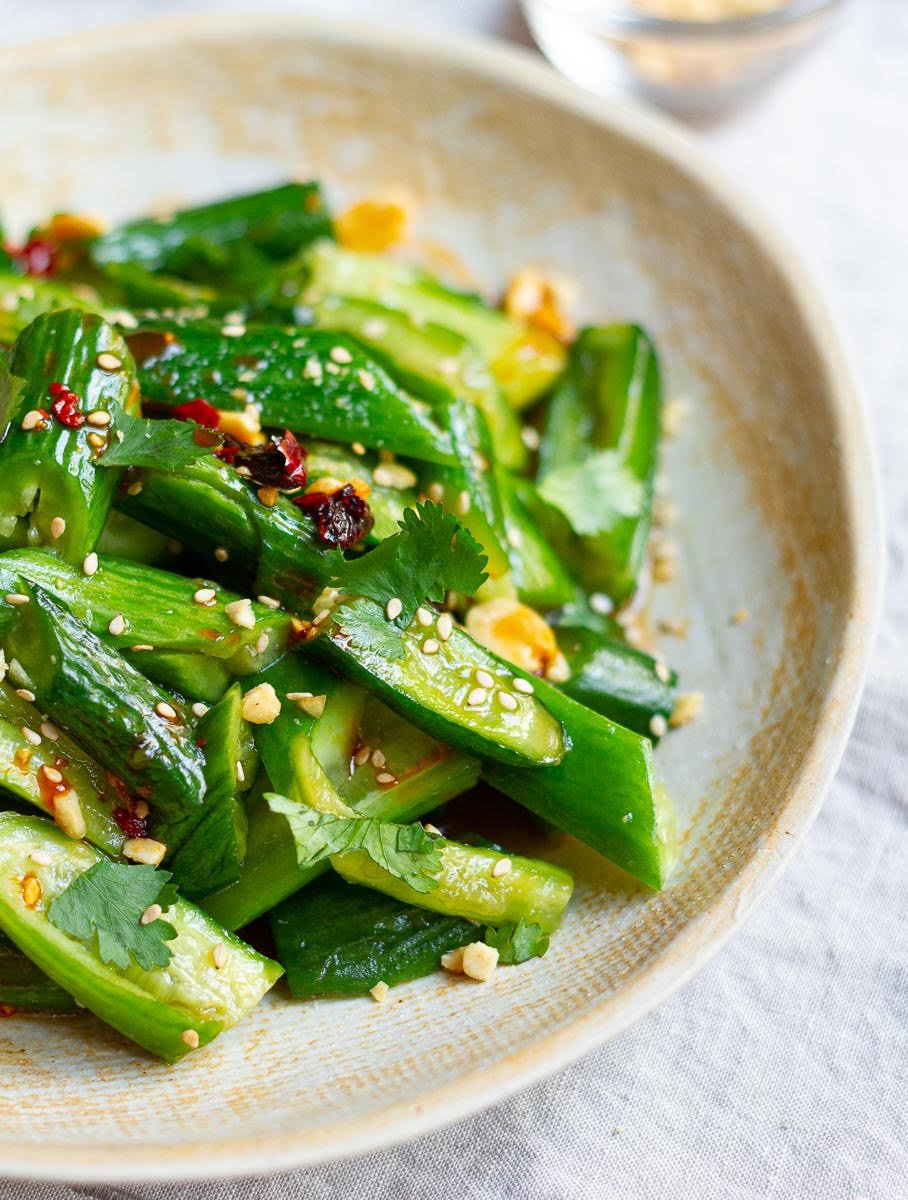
(330, 501), (487, 629)
(538, 450), (644, 537)
(97, 405), (219, 471)
(482, 918), (550, 965)
(47, 860), (178, 971)
(267, 793), (444, 894)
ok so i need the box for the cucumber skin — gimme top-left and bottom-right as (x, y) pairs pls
(0, 930), (77, 1013)
(0, 814), (281, 1060)
(270, 875), (476, 998)
(1, 311), (140, 564)
(483, 673), (673, 891)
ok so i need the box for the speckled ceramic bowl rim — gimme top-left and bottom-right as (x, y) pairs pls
(0, 11), (883, 1182)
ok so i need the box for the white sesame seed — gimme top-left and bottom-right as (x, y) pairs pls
(437, 612), (453, 642)
(285, 691), (313, 701)
(362, 318), (387, 338)
(49, 516), (67, 539)
(649, 714), (668, 738)
(357, 369), (375, 391)
(225, 598), (255, 629)
(155, 701), (178, 721)
(20, 410), (47, 432)
(491, 857), (512, 878)
(466, 687), (488, 707)
(108, 614), (126, 636)
(4, 593), (30, 606)
(498, 690), (518, 711)
(140, 903), (163, 926)
(221, 324), (246, 338)
(475, 670), (495, 690)
(86, 409), (112, 427)
(193, 587), (217, 606)
(256, 594), (280, 610)
(512, 678), (534, 695)
(181, 1029), (200, 1049)
(21, 727), (41, 746)
(521, 426), (541, 451)
(370, 749), (386, 770)
(82, 553), (99, 577)
(423, 822), (443, 837)
(373, 463), (418, 490)
(130, 644), (154, 652)
(214, 546), (229, 562)
(416, 607), (433, 627)
(422, 638), (440, 655)
(212, 943), (228, 970)
(39, 721), (60, 742)
(28, 850), (51, 866)
(655, 661), (671, 683)
(385, 597), (403, 621)
(351, 441), (367, 456)
(96, 352), (122, 372)
(312, 609), (331, 626)
(455, 490), (471, 516)
(41, 766), (62, 784)
(254, 632), (270, 655)
(87, 432), (106, 450)
(370, 980), (390, 1002)
(376, 772), (397, 785)
(589, 593), (612, 615)
(236, 760), (245, 782)
(14, 688), (35, 702)
(330, 345), (353, 364)
(354, 745), (371, 767)
(126, 479), (144, 497)
(123, 837), (167, 866)
(191, 702), (209, 718)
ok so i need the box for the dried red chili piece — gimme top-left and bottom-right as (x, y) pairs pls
(228, 429), (308, 490)
(49, 382), (85, 428)
(293, 484), (373, 550)
(112, 806), (148, 840)
(6, 237), (56, 277)
(171, 398), (221, 429)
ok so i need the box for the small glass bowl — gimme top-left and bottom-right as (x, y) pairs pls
(520, 0), (845, 119)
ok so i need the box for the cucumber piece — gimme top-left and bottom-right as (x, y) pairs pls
(91, 182), (331, 273)
(270, 874), (476, 998)
(130, 319), (456, 466)
(0, 929), (77, 1013)
(0, 813), (281, 1060)
(129, 651), (233, 706)
(483, 675), (675, 890)
(96, 510), (178, 567)
(538, 325), (661, 604)
(497, 471), (577, 609)
(165, 684), (254, 899)
(554, 625), (677, 739)
(311, 295), (527, 469)
(0, 311), (140, 564)
(0, 273), (107, 345)
(2, 586), (207, 855)
(0, 680), (125, 856)
(0, 549), (290, 671)
(333, 838), (572, 933)
(301, 240), (566, 409)
(312, 598), (564, 768)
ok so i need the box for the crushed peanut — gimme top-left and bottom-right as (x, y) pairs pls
(241, 682), (282, 725)
(670, 691), (704, 728)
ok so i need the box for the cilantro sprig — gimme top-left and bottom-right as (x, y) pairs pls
(48, 860), (179, 971)
(329, 501), (487, 648)
(267, 794), (444, 894)
(98, 404), (219, 472)
(538, 449), (643, 537)
(482, 917), (550, 965)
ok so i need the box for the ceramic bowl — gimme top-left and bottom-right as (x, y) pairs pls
(0, 12), (881, 1182)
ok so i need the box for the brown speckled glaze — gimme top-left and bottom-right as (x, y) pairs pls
(0, 13), (881, 1181)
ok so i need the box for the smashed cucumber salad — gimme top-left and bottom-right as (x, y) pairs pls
(0, 184), (681, 1061)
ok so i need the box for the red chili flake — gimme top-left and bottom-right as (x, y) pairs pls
(112, 806), (148, 840)
(171, 398), (220, 429)
(196, 737), (207, 749)
(225, 429), (308, 490)
(293, 484), (373, 550)
(213, 439), (241, 465)
(49, 383), (85, 428)
(6, 237), (56, 277)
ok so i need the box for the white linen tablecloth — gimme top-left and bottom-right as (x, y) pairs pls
(2, 1), (905, 1196)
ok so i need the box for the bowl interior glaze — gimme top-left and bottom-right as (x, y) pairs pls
(0, 14), (879, 1181)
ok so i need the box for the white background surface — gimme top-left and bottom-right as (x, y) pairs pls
(2, 2), (906, 1197)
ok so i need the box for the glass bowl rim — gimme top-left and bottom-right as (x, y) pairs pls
(520, 0), (844, 40)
